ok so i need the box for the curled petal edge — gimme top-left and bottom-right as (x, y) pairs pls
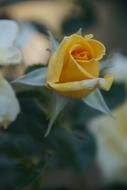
(47, 76), (113, 93)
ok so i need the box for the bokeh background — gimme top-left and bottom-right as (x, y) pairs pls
(1, 0), (127, 189)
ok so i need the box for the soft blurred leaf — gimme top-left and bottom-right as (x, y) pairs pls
(45, 94), (69, 137)
(0, 155), (18, 189)
(76, 28), (82, 35)
(49, 127), (95, 174)
(0, 79), (96, 189)
(82, 89), (113, 116)
(48, 31), (59, 53)
(15, 159), (48, 190)
(13, 68), (47, 86)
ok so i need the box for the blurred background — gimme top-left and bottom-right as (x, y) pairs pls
(1, 0), (127, 189)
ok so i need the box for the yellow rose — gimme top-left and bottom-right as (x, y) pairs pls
(46, 34), (113, 98)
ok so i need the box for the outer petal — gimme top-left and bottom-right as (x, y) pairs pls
(47, 76), (113, 99)
(87, 38), (106, 61)
(47, 39), (66, 83)
(47, 52), (59, 82)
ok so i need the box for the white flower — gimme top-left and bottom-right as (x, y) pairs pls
(0, 20), (22, 65)
(0, 75), (20, 128)
(0, 20), (22, 127)
(88, 103), (127, 184)
(104, 53), (127, 83)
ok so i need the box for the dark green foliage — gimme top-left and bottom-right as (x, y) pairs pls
(0, 87), (95, 189)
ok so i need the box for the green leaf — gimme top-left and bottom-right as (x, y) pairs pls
(12, 68), (47, 86)
(82, 89), (113, 116)
(76, 28), (83, 36)
(50, 128), (95, 174)
(45, 94), (69, 137)
(48, 31), (59, 53)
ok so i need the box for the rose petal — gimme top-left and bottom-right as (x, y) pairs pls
(99, 75), (113, 91)
(47, 34), (94, 83)
(47, 41), (65, 83)
(87, 38), (105, 61)
(59, 35), (100, 81)
(47, 76), (112, 98)
(85, 34), (94, 39)
(48, 79), (98, 92)
(77, 59), (99, 78)
(64, 34), (94, 63)
(59, 54), (95, 83)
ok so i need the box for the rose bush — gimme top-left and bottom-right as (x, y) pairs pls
(46, 34), (113, 98)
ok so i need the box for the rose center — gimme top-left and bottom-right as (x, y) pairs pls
(71, 49), (91, 60)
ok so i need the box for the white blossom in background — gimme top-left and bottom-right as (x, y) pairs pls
(0, 20), (21, 128)
(16, 22), (50, 66)
(103, 53), (127, 83)
(16, 22), (37, 49)
(87, 53), (127, 184)
(88, 103), (127, 184)
(0, 20), (22, 65)
(0, 75), (20, 128)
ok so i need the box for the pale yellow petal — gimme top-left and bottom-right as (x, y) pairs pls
(48, 79), (99, 92)
(85, 34), (94, 39)
(47, 78), (99, 98)
(47, 75), (113, 98)
(98, 75), (113, 91)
